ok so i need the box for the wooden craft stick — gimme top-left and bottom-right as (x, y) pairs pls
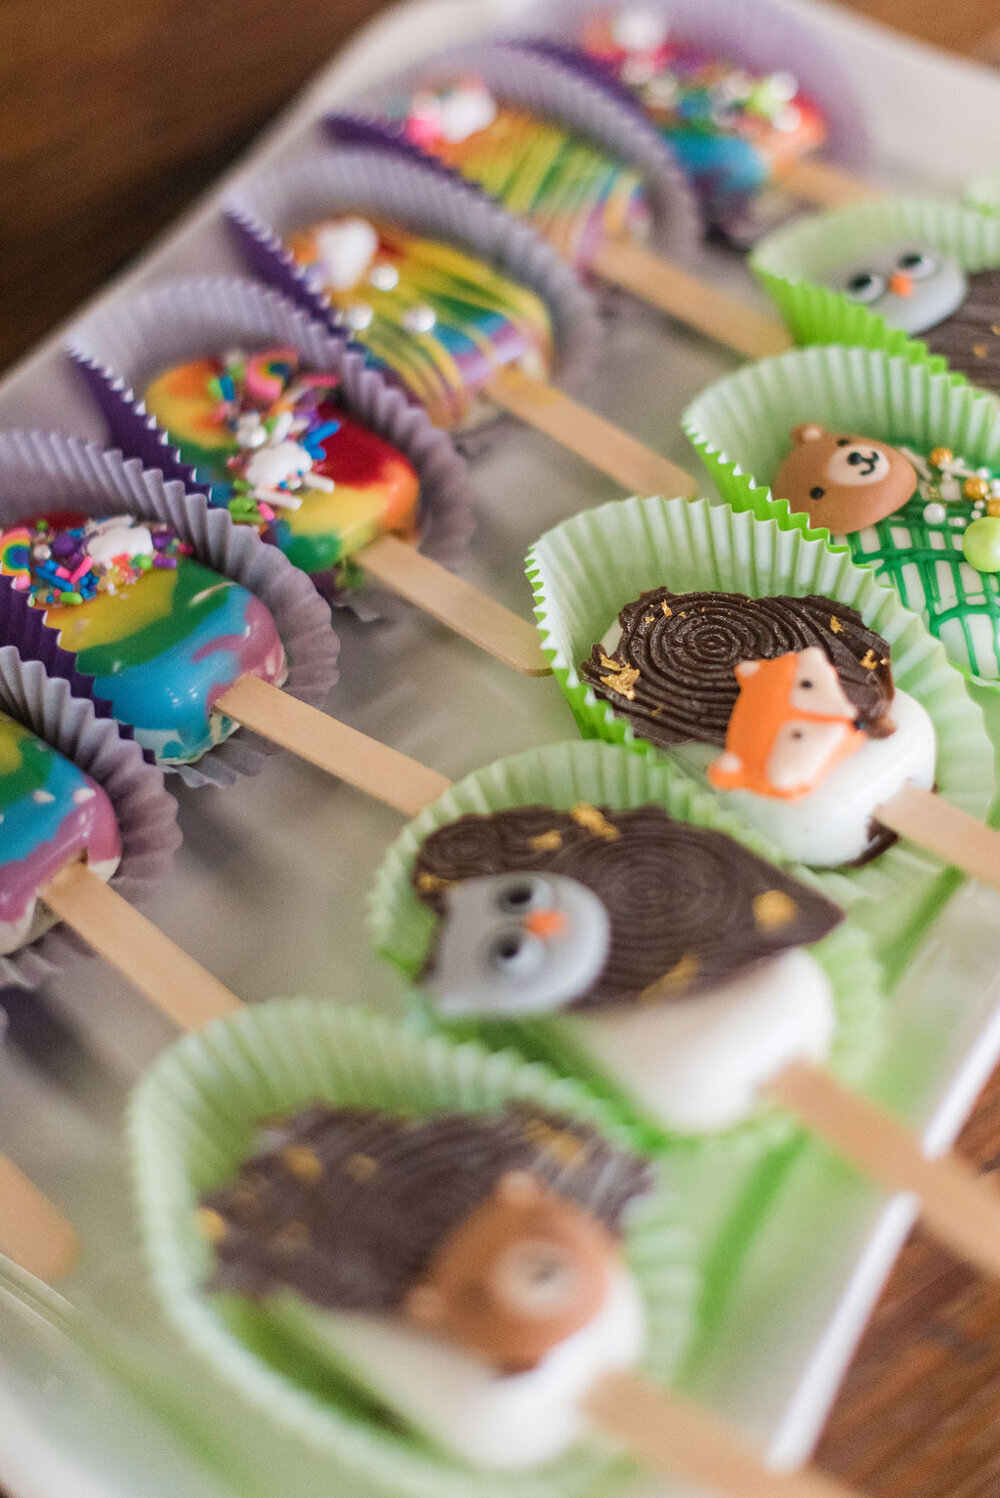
(0, 1156), (79, 1282)
(487, 366), (699, 498)
(767, 1060), (1000, 1281)
(876, 783), (1000, 892)
(586, 1371), (859, 1498)
(40, 862), (242, 1033)
(216, 675), (451, 815)
(777, 157), (885, 208)
(360, 534), (550, 676)
(591, 239), (795, 361)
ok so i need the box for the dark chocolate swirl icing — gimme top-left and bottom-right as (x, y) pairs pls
(414, 804), (843, 1009)
(923, 268), (1000, 394)
(201, 1103), (651, 1309)
(579, 590), (895, 752)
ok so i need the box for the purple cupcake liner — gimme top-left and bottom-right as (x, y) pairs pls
(65, 275), (476, 610)
(510, 0), (871, 172)
(0, 647), (181, 991)
(341, 37), (702, 264)
(0, 431), (339, 790)
(222, 144), (603, 453)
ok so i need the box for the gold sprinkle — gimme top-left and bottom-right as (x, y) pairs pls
(571, 803), (620, 840)
(991, 325), (1000, 337)
(598, 651), (640, 701)
(860, 648), (878, 670)
(753, 889), (799, 931)
(829, 615), (843, 634)
(522, 1117), (588, 1168)
(417, 872), (450, 895)
(530, 829), (563, 852)
(661, 601), (672, 618)
(643, 613), (655, 625)
(194, 1207), (228, 1245)
(650, 705), (665, 716)
(973, 343), (990, 360)
(345, 1153), (379, 1184)
(641, 952), (700, 1001)
(272, 1221), (311, 1251)
(281, 1145), (323, 1184)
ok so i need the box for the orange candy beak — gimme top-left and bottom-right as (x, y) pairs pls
(523, 909), (568, 940)
(888, 273), (914, 297)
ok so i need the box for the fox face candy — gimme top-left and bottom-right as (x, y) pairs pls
(773, 422), (917, 534)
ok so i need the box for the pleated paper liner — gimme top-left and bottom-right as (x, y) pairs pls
(222, 145), (603, 452)
(65, 276), (475, 612)
(526, 494), (995, 975)
(369, 737), (885, 1160)
(129, 1000), (696, 1498)
(346, 37), (701, 264)
(512, 0), (871, 180)
(0, 647), (180, 990)
(0, 431), (339, 789)
(750, 197), (1000, 374)
(968, 173), (1000, 217)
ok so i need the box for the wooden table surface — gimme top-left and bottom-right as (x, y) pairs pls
(4, 2), (1000, 1495)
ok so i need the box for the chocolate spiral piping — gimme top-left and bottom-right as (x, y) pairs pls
(414, 804), (843, 1010)
(579, 589), (895, 752)
(923, 269), (1000, 394)
(201, 1103), (651, 1310)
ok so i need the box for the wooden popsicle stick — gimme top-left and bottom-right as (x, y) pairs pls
(767, 1060), (1000, 1281)
(216, 675), (451, 816)
(487, 366), (698, 498)
(586, 1370), (858, 1498)
(40, 862), (242, 1033)
(777, 157), (885, 208)
(876, 783), (1000, 892)
(591, 239), (795, 361)
(0, 1155), (79, 1282)
(360, 534), (550, 676)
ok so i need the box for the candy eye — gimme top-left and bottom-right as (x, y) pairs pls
(494, 1240), (580, 1316)
(897, 250), (938, 280)
(844, 270), (886, 304)
(496, 875), (551, 914)
(488, 929), (545, 977)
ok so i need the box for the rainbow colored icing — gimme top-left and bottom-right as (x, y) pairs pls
(578, 12), (825, 219)
(0, 514), (287, 766)
(0, 712), (121, 955)
(392, 80), (650, 269)
(144, 348), (421, 584)
(285, 218), (554, 429)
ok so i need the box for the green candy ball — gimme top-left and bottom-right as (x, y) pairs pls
(962, 517), (1000, 573)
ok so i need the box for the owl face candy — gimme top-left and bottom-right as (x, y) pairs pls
(392, 78), (651, 269)
(832, 245), (968, 336)
(0, 514), (287, 765)
(774, 425), (1000, 681)
(0, 711), (121, 956)
(414, 803), (843, 1132)
(285, 217), (554, 429)
(143, 347), (421, 584)
(198, 1102), (651, 1468)
(580, 590), (936, 865)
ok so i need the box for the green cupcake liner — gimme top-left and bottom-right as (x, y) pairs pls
(968, 173), (1000, 217)
(526, 494), (995, 978)
(130, 1001), (696, 1498)
(750, 196), (1000, 379)
(369, 737), (885, 1159)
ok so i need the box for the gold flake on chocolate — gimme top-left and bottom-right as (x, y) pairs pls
(753, 890), (798, 931)
(281, 1145), (324, 1184)
(345, 1152), (379, 1183)
(571, 803), (621, 841)
(530, 829), (563, 852)
(598, 652), (640, 700)
(195, 1207), (229, 1245)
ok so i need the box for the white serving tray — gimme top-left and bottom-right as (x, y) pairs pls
(2, 2), (1000, 1495)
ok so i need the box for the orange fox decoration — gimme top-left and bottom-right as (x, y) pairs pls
(708, 647), (867, 800)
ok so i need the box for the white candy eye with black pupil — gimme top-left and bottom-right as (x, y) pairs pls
(488, 929), (545, 976)
(496, 875), (550, 914)
(845, 270), (886, 304)
(495, 1240), (579, 1316)
(897, 251), (938, 280)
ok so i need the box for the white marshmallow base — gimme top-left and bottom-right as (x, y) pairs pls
(270, 1267), (645, 1470)
(566, 949), (836, 1134)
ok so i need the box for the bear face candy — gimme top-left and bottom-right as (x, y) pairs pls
(774, 424), (1000, 681)
(0, 711), (121, 956)
(143, 347), (421, 584)
(0, 513), (287, 766)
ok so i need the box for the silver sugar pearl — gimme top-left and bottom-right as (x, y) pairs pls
(402, 304), (437, 335)
(32, 544), (51, 560)
(923, 501), (947, 525)
(368, 262), (399, 291)
(344, 302), (375, 332)
(768, 71), (799, 102)
(774, 104), (803, 133)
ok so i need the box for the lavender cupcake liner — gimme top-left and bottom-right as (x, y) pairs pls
(511, 0), (871, 172)
(343, 37), (702, 264)
(65, 276), (476, 610)
(0, 431), (339, 789)
(222, 145), (603, 451)
(0, 647), (181, 990)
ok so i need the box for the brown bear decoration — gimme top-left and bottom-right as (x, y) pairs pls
(772, 422), (917, 535)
